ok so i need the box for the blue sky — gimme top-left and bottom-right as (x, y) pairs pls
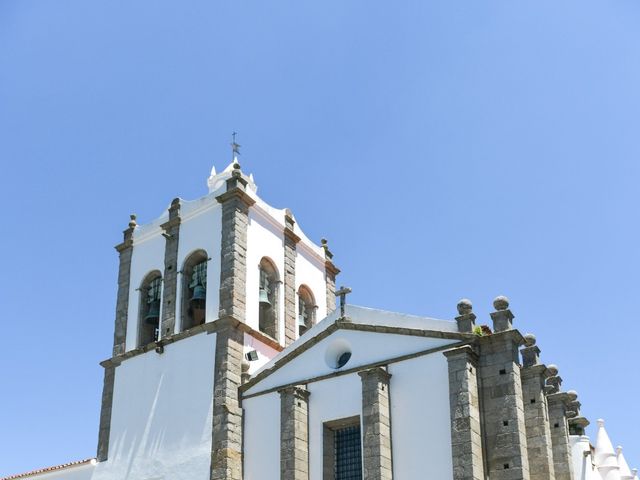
(1, 0), (639, 476)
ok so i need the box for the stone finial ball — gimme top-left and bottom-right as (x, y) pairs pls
(547, 364), (559, 376)
(523, 333), (536, 347)
(457, 299), (473, 315)
(493, 295), (510, 311)
(567, 390), (578, 400)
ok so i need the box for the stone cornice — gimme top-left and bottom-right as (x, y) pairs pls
(325, 260), (340, 276)
(283, 226), (301, 244)
(216, 187), (256, 207)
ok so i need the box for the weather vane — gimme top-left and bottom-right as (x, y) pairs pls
(231, 132), (241, 159)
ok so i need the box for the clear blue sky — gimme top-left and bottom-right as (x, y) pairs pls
(1, 0), (639, 476)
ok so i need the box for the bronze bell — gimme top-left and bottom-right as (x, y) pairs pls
(144, 300), (160, 325)
(259, 288), (271, 308)
(190, 285), (206, 308)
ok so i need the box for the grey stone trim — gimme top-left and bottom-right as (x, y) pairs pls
(283, 211), (299, 346)
(521, 364), (556, 480)
(322, 416), (361, 480)
(101, 316), (284, 367)
(546, 393), (574, 480)
(321, 239), (339, 314)
(443, 345), (484, 480)
(521, 345), (541, 369)
(211, 319), (245, 480)
(241, 319), (474, 394)
(490, 309), (514, 333)
(279, 385), (310, 480)
(358, 367), (393, 480)
(455, 312), (477, 333)
(96, 364), (115, 462)
(112, 217), (136, 356)
(160, 198), (181, 339)
(477, 331), (531, 480)
(216, 169), (255, 323)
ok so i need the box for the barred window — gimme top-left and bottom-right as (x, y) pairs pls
(138, 271), (162, 346)
(334, 425), (362, 480)
(181, 250), (208, 331)
(323, 417), (362, 480)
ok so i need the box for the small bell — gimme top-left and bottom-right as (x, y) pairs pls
(190, 285), (206, 309)
(259, 288), (271, 308)
(144, 300), (160, 325)
(297, 314), (307, 327)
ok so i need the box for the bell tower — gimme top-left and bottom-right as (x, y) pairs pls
(94, 147), (339, 480)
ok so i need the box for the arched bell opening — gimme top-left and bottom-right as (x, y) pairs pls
(258, 257), (279, 339)
(181, 249), (209, 331)
(138, 270), (163, 347)
(297, 285), (316, 338)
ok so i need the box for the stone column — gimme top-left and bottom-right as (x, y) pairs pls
(443, 345), (484, 480)
(477, 296), (530, 480)
(160, 198), (181, 339)
(520, 334), (556, 480)
(96, 361), (116, 462)
(358, 367), (393, 480)
(280, 386), (310, 480)
(545, 368), (574, 480)
(211, 165), (254, 480)
(217, 167), (255, 322)
(211, 319), (244, 480)
(112, 215), (136, 356)
(283, 210), (300, 346)
(321, 239), (339, 315)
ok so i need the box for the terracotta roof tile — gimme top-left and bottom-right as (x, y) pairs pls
(0, 458), (95, 480)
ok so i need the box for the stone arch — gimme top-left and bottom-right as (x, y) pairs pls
(180, 249), (209, 331)
(297, 284), (316, 337)
(258, 256), (280, 339)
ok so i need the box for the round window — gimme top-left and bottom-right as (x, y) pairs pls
(325, 338), (352, 369)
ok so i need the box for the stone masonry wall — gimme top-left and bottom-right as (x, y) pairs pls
(96, 363), (115, 462)
(358, 367), (393, 480)
(283, 212), (299, 346)
(444, 345), (485, 480)
(280, 386), (310, 480)
(160, 198), (181, 338)
(547, 393), (574, 480)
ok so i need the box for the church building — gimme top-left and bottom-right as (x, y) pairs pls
(3, 153), (637, 480)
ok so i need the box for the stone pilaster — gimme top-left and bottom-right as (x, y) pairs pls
(112, 215), (136, 356)
(211, 319), (244, 480)
(217, 167), (255, 323)
(443, 345), (484, 480)
(478, 299), (530, 480)
(283, 210), (300, 346)
(520, 335), (556, 480)
(160, 198), (181, 339)
(96, 362), (116, 462)
(321, 239), (339, 315)
(280, 386), (310, 480)
(546, 392), (574, 480)
(358, 367), (393, 480)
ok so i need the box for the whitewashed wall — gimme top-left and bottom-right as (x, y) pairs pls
(295, 245), (327, 330)
(175, 198), (222, 330)
(243, 393), (281, 480)
(93, 333), (217, 480)
(246, 209), (286, 338)
(126, 227), (166, 351)
(389, 354), (453, 479)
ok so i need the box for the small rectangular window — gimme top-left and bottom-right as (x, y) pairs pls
(323, 416), (362, 480)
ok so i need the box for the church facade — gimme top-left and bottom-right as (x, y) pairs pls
(3, 159), (637, 480)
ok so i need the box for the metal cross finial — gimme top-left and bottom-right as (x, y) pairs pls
(335, 286), (352, 318)
(231, 132), (241, 158)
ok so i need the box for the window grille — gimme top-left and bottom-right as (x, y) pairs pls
(189, 261), (207, 288)
(334, 425), (362, 480)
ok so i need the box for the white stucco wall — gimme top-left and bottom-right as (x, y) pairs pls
(295, 245), (327, 329)
(126, 231), (166, 351)
(242, 393), (281, 480)
(175, 199), (222, 330)
(246, 209), (286, 338)
(245, 329), (457, 396)
(308, 374), (362, 479)
(243, 333), (281, 375)
(389, 354), (453, 479)
(93, 333), (216, 480)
